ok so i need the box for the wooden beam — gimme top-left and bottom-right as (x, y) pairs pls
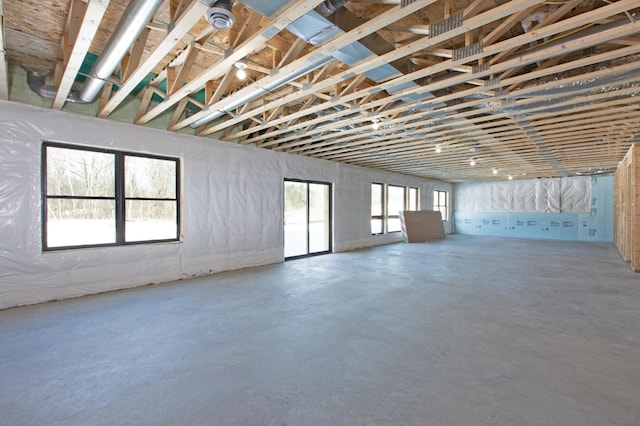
(169, 98), (189, 127)
(232, 9), (263, 47)
(277, 38), (307, 68)
(138, 0), (328, 124)
(168, 41), (198, 94)
(208, 70), (235, 105)
(52, 0), (110, 110)
(97, 80), (114, 112)
(61, 0), (87, 66)
(233, 0), (640, 146)
(136, 88), (155, 122)
(463, 0), (493, 19)
(385, 24), (430, 35)
(496, 0), (584, 77)
(482, 6), (537, 46)
(317, 97), (640, 161)
(122, 27), (150, 81)
(217, 0), (552, 140)
(267, 44), (640, 154)
(341, 74), (368, 96)
(186, 0), (453, 133)
(98, 0), (208, 118)
(173, 0), (193, 22)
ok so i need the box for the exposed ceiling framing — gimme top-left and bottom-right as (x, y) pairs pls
(3, 0), (640, 182)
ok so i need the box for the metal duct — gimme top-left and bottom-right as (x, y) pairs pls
(316, 0), (348, 17)
(26, 0), (165, 103)
(26, 70), (82, 102)
(286, 8), (434, 104)
(205, 0), (235, 30)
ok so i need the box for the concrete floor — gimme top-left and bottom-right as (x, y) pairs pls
(0, 235), (639, 426)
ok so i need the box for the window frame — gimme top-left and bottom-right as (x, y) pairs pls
(283, 178), (333, 260)
(386, 184), (406, 233)
(371, 182), (385, 235)
(433, 189), (449, 221)
(408, 187), (419, 211)
(42, 141), (181, 251)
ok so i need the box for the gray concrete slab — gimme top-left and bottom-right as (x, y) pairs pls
(0, 235), (639, 426)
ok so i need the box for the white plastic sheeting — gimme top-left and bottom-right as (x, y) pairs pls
(0, 101), (451, 309)
(455, 177), (592, 213)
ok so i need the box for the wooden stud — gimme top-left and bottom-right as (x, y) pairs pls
(52, 0), (110, 110)
(232, 10), (263, 48)
(122, 27), (150, 81)
(99, 0), (208, 118)
(166, 0), (443, 130)
(277, 38), (307, 68)
(168, 41), (198, 94)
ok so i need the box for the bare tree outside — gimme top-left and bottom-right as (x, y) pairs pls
(125, 156), (178, 241)
(44, 145), (178, 248)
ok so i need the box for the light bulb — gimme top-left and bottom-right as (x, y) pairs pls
(470, 159), (476, 166)
(508, 175), (513, 180)
(236, 68), (247, 80)
(492, 168), (498, 175)
(435, 145), (442, 153)
(372, 121), (379, 130)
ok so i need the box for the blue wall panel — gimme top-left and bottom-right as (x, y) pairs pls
(577, 176), (614, 242)
(453, 213), (509, 237)
(454, 176), (613, 242)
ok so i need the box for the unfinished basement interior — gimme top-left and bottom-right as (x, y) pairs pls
(0, 0), (639, 424)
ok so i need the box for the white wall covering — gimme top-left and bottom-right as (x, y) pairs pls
(0, 102), (451, 309)
(455, 177), (592, 213)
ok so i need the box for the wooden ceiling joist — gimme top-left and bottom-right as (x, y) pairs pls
(225, 0), (632, 145)
(178, 0), (444, 132)
(139, 0), (328, 125)
(290, 77), (640, 161)
(52, 0), (110, 110)
(4, 0), (640, 181)
(98, 0), (209, 118)
(243, 11), (640, 151)
(202, 0), (543, 138)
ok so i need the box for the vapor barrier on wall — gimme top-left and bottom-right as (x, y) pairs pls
(0, 102), (451, 309)
(455, 177), (592, 213)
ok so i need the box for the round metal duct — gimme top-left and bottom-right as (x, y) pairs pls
(205, 6), (235, 30)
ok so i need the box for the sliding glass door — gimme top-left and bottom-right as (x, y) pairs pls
(284, 180), (331, 259)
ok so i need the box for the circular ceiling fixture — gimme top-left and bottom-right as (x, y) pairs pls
(205, 1), (235, 30)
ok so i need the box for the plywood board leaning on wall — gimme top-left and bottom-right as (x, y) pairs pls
(614, 142), (640, 271)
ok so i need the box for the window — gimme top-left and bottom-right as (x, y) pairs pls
(408, 187), (419, 211)
(42, 142), (180, 250)
(372, 184), (417, 234)
(387, 185), (406, 233)
(434, 190), (448, 221)
(371, 183), (384, 234)
(284, 179), (332, 259)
